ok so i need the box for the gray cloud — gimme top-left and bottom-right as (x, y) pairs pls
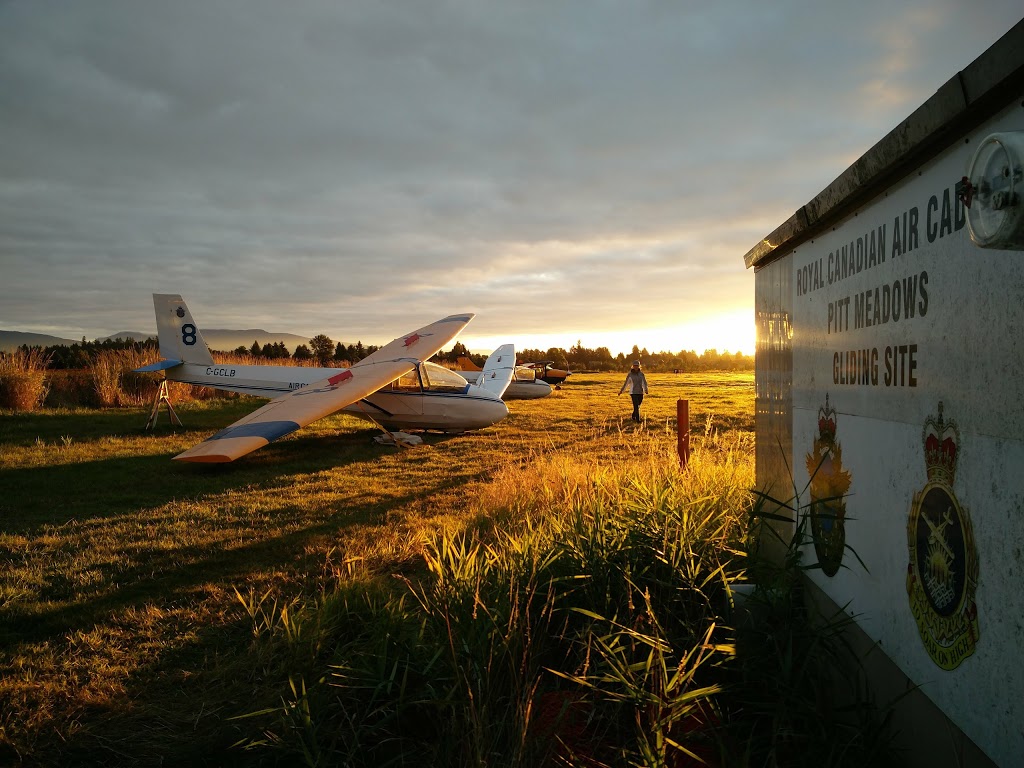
(1, 0), (1021, 350)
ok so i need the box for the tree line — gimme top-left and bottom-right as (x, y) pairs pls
(17, 336), (752, 373)
(229, 338), (479, 367)
(518, 340), (753, 373)
(19, 337), (158, 370)
(231, 336), (383, 366)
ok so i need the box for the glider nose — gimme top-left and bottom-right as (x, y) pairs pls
(485, 397), (510, 427)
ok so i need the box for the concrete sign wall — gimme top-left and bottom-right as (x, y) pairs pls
(784, 104), (1023, 766)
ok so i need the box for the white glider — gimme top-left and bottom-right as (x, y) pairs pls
(137, 295), (512, 463)
(455, 356), (552, 400)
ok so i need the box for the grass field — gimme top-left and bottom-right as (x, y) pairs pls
(0, 372), (756, 766)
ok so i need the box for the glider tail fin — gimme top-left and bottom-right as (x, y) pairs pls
(152, 294), (215, 366)
(473, 344), (515, 398)
(456, 355), (482, 372)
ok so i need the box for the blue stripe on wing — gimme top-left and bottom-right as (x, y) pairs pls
(134, 359), (182, 372)
(208, 420), (301, 442)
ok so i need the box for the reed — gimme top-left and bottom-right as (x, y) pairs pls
(86, 347), (156, 407)
(236, 435), (759, 766)
(0, 348), (50, 411)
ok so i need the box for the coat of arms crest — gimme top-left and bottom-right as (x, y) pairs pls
(906, 402), (980, 670)
(805, 394), (852, 576)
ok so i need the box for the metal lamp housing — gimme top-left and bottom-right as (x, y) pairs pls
(966, 131), (1024, 250)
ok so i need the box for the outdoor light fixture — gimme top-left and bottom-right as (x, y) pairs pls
(962, 131), (1024, 250)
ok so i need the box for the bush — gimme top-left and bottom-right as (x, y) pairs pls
(3, 345), (274, 410)
(0, 349), (49, 411)
(88, 348), (157, 407)
(44, 370), (98, 408)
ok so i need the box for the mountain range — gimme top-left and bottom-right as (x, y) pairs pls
(0, 329), (323, 354)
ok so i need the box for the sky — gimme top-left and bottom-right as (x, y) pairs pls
(1, 2), (1021, 357)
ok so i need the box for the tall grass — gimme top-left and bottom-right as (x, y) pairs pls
(0, 348), (50, 411)
(87, 347), (157, 407)
(235, 435), (743, 766)
(236, 430), (897, 767)
(50, 348), (248, 408)
(213, 351), (326, 367)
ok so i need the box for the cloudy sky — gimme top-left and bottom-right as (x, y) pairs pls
(1, 2), (1020, 356)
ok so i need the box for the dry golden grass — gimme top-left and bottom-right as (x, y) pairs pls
(0, 349), (50, 411)
(86, 347), (156, 407)
(0, 371), (753, 765)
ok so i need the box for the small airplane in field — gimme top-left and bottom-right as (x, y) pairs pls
(455, 356), (552, 400)
(522, 361), (571, 388)
(135, 295), (514, 463)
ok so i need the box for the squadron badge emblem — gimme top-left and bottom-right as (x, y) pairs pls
(805, 394), (852, 577)
(906, 402), (980, 670)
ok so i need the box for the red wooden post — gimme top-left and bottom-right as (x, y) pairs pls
(677, 399), (690, 469)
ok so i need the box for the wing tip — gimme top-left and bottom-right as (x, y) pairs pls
(173, 452), (235, 464)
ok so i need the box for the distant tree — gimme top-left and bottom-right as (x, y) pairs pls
(590, 346), (615, 371)
(445, 341), (469, 363)
(21, 337), (157, 370)
(519, 348), (541, 363)
(232, 345), (248, 356)
(293, 344), (312, 361)
(334, 342), (350, 362)
(250, 341), (261, 357)
(337, 341), (377, 363)
(259, 342), (289, 359)
(567, 340), (585, 368)
(518, 347), (569, 368)
(309, 334), (334, 366)
(544, 348), (568, 369)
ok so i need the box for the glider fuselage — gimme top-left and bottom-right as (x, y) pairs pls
(166, 360), (508, 432)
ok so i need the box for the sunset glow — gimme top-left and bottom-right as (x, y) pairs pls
(462, 308), (756, 359)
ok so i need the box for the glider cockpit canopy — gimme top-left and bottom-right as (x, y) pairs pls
(386, 361), (470, 394)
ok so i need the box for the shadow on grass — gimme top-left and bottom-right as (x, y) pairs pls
(1, 461), (486, 764)
(0, 401), (236, 445)
(0, 403), (464, 534)
(0, 433), (373, 530)
(0, 442), (479, 638)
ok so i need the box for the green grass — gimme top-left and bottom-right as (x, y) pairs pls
(0, 371), (894, 766)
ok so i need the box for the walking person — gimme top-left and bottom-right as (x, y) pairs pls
(618, 361), (649, 422)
